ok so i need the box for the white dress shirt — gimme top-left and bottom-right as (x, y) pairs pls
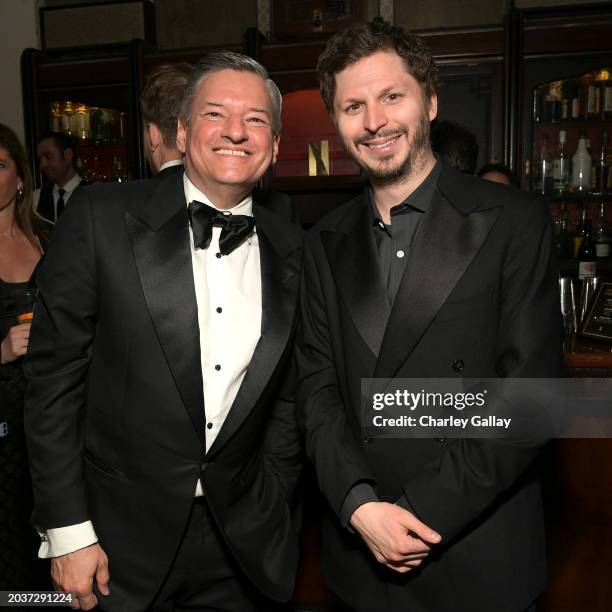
(38, 174), (261, 557)
(33, 173), (83, 216)
(159, 159), (184, 172)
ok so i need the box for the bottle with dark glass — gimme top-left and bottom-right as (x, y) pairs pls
(594, 203), (610, 259)
(578, 220), (597, 279)
(532, 87), (544, 123)
(595, 131), (609, 196)
(553, 130), (569, 195)
(555, 202), (571, 259)
(604, 70), (612, 120)
(573, 203), (587, 258)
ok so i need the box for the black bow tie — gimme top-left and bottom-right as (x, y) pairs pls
(188, 200), (256, 255)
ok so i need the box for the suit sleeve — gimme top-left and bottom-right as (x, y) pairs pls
(24, 190), (98, 531)
(297, 236), (375, 519)
(399, 198), (563, 543)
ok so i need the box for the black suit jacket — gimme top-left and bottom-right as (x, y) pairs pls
(24, 172), (303, 609)
(36, 178), (89, 222)
(297, 162), (562, 612)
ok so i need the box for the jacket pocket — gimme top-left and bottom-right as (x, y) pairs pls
(84, 450), (125, 478)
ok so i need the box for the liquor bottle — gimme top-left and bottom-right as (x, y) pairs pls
(554, 202), (571, 258)
(567, 79), (581, 121)
(544, 82), (562, 123)
(553, 130), (569, 195)
(532, 87), (543, 123)
(50, 102), (62, 132)
(606, 132), (612, 192)
(534, 133), (552, 195)
(571, 131), (592, 194)
(573, 203), (587, 258)
(594, 203), (611, 258)
(586, 73), (600, 119)
(73, 104), (90, 142)
(604, 70), (612, 120)
(89, 152), (101, 183)
(61, 101), (74, 134)
(112, 157), (126, 183)
(577, 220), (597, 279)
(595, 69), (608, 120)
(594, 131), (609, 196)
(90, 107), (104, 145)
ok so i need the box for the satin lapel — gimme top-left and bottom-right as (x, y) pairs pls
(322, 196), (390, 358)
(125, 175), (205, 443)
(206, 209), (299, 456)
(374, 189), (501, 379)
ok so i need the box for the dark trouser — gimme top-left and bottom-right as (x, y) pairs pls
(148, 498), (276, 612)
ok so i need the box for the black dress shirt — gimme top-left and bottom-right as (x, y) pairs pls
(371, 158), (441, 304)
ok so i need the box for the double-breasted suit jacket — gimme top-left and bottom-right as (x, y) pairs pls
(297, 162), (563, 612)
(24, 170), (303, 610)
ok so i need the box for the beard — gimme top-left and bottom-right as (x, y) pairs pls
(349, 112), (431, 186)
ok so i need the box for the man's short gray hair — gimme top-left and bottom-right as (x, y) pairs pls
(180, 51), (282, 137)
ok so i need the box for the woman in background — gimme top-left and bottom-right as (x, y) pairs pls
(0, 123), (52, 588)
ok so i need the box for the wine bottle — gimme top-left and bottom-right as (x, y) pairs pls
(577, 220), (597, 279)
(594, 131), (609, 196)
(594, 203), (611, 259)
(553, 130), (569, 195)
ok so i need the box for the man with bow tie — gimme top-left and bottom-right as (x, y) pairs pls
(24, 51), (303, 611)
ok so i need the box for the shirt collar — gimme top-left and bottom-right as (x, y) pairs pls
(183, 173), (253, 217)
(159, 159), (183, 172)
(53, 173), (82, 195)
(370, 156), (441, 225)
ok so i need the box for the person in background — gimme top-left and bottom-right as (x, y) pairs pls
(477, 162), (518, 187)
(297, 18), (562, 612)
(34, 131), (88, 222)
(430, 118), (479, 174)
(140, 62), (193, 178)
(0, 123), (52, 589)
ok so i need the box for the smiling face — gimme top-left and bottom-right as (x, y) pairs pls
(0, 146), (23, 213)
(332, 50), (437, 185)
(177, 69), (279, 207)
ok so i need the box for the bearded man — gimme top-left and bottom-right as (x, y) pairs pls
(297, 19), (562, 612)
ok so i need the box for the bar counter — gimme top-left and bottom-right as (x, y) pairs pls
(564, 335), (612, 372)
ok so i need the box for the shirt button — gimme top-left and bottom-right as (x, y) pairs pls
(396, 250), (405, 258)
(215, 252), (222, 259)
(452, 359), (464, 373)
(214, 364), (221, 371)
(206, 422), (213, 430)
(216, 307), (222, 313)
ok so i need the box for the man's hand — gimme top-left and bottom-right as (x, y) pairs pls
(0, 323), (31, 364)
(350, 502), (441, 573)
(51, 543), (110, 610)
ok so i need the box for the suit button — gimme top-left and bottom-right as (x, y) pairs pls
(452, 359), (464, 373)
(363, 436), (374, 444)
(200, 462), (208, 472)
(435, 437), (446, 443)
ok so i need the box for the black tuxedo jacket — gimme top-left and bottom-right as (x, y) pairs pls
(24, 171), (303, 609)
(297, 162), (562, 612)
(37, 178), (89, 222)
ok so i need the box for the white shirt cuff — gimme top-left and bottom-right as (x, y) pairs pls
(38, 521), (98, 558)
